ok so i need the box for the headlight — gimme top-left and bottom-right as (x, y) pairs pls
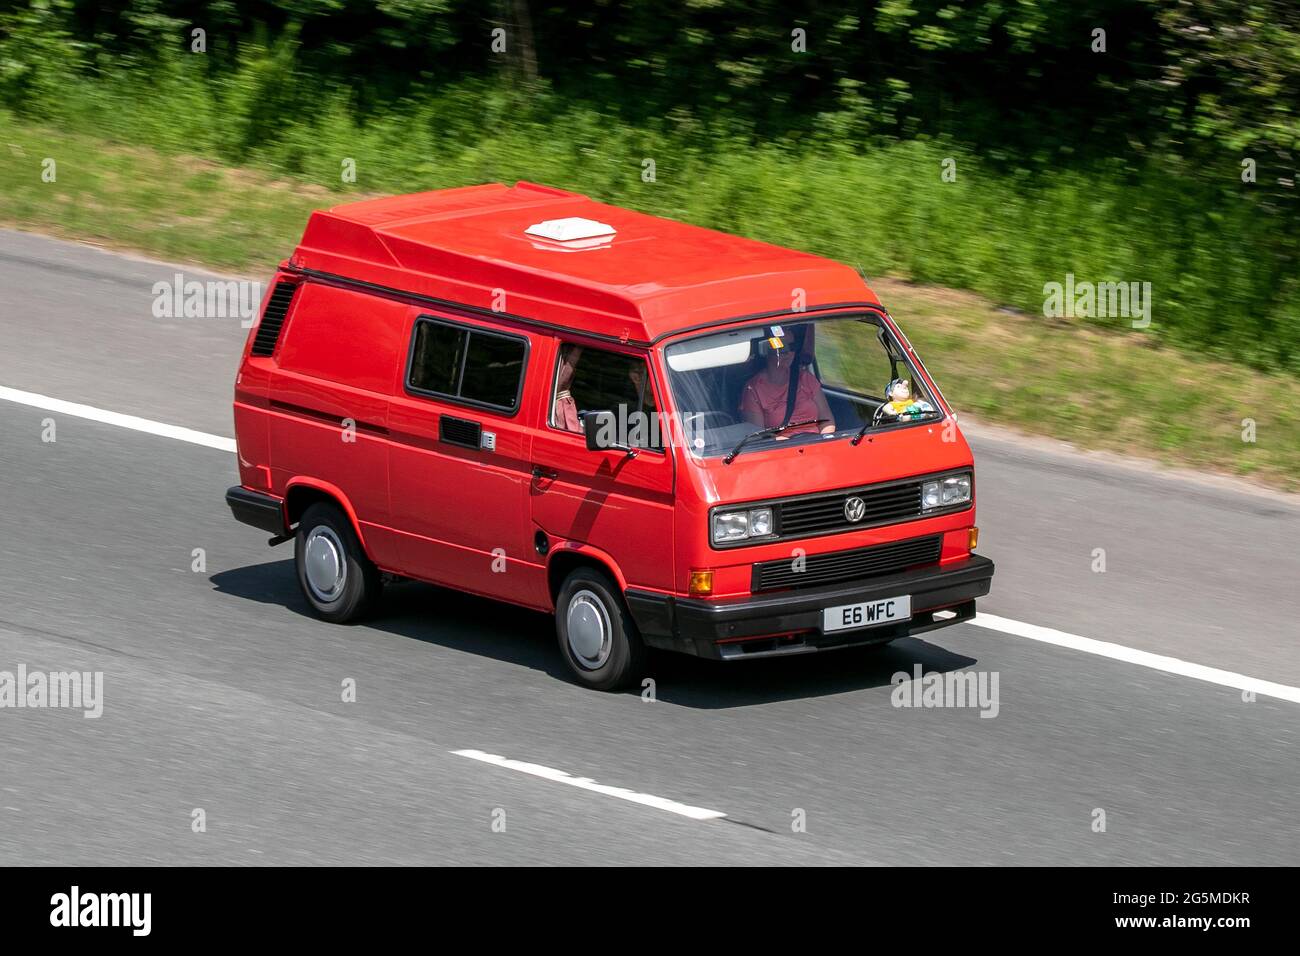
(922, 473), (972, 511)
(922, 481), (942, 509)
(712, 507), (774, 544)
(942, 474), (971, 505)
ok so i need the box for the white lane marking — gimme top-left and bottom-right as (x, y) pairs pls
(0, 385), (235, 453)
(972, 612), (1300, 705)
(4, 384), (1298, 707)
(452, 749), (727, 821)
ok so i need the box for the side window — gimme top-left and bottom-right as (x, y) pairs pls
(551, 343), (661, 450)
(409, 320), (464, 395)
(408, 318), (527, 413)
(816, 320), (911, 402)
(461, 332), (526, 408)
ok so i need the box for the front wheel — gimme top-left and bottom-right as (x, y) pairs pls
(295, 502), (383, 623)
(555, 568), (647, 691)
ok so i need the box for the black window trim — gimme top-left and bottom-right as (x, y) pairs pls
(404, 314), (530, 417)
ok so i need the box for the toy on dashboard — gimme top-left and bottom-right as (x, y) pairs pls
(880, 378), (935, 421)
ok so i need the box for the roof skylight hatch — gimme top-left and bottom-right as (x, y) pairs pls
(524, 217), (616, 247)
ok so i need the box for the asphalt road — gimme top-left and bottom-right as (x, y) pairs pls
(1, 228), (1297, 865)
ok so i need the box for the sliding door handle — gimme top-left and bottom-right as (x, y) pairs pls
(531, 465), (559, 480)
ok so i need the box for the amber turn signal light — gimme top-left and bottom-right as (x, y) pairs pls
(688, 569), (715, 597)
(968, 527), (980, 550)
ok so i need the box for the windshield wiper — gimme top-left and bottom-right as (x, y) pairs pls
(724, 419), (827, 464)
(852, 405), (940, 445)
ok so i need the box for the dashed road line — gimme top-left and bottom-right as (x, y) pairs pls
(451, 749), (727, 821)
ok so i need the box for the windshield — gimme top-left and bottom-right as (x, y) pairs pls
(663, 314), (942, 459)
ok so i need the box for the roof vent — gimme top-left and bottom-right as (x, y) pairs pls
(525, 217), (616, 243)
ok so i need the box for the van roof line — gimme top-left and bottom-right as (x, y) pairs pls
(288, 182), (878, 343)
(284, 263), (883, 348)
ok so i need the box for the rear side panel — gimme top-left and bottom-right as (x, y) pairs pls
(233, 273), (296, 493)
(255, 279), (407, 568)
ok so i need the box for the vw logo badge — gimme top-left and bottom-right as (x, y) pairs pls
(844, 496), (866, 522)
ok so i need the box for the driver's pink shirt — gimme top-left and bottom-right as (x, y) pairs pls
(740, 368), (825, 434)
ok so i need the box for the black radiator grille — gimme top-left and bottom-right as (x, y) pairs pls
(752, 535), (942, 592)
(777, 481), (922, 538)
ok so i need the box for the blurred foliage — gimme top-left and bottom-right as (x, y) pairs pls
(0, 0), (1296, 368)
(4, 0), (1296, 170)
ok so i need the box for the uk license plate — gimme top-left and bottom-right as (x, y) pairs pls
(822, 595), (911, 633)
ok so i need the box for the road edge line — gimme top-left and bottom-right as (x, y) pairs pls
(6, 382), (1296, 707)
(0, 385), (235, 453)
(972, 612), (1300, 704)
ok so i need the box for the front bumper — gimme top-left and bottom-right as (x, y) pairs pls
(626, 554), (994, 660)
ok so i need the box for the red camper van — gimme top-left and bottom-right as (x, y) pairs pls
(225, 182), (994, 689)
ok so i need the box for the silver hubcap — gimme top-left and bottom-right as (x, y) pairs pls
(303, 526), (347, 603)
(566, 589), (612, 670)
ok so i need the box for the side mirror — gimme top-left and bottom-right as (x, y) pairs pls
(581, 410), (637, 456)
(582, 409), (615, 451)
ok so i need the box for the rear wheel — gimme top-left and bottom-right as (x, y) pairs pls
(295, 502), (382, 623)
(555, 567), (646, 691)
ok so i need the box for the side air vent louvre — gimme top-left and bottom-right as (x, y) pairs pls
(250, 282), (298, 357)
(439, 415), (482, 449)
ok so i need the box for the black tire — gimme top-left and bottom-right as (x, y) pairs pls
(294, 502), (382, 623)
(555, 567), (647, 691)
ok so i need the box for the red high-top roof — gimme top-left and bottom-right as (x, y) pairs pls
(290, 181), (878, 344)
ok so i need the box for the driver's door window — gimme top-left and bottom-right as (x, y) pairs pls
(549, 343), (661, 450)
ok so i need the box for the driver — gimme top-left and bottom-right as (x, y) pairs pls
(739, 336), (836, 436)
